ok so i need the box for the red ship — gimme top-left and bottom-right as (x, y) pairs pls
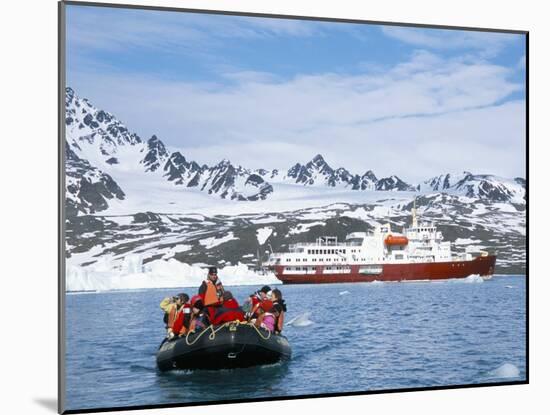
(263, 202), (496, 284)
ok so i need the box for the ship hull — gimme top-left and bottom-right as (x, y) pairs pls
(272, 255), (496, 284)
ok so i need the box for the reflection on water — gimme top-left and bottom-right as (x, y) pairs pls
(156, 362), (291, 402)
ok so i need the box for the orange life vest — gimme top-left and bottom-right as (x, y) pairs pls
(203, 280), (222, 306)
(167, 305), (178, 329)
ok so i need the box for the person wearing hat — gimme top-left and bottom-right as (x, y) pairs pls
(159, 292), (189, 339)
(198, 266), (225, 307)
(244, 285), (272, 320)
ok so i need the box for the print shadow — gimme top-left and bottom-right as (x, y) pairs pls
(34, 398), (57, 412)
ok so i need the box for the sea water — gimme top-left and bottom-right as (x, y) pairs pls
(64, 275), (526, 411)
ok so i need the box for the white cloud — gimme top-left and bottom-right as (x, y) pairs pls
(66, 7), (322, 54)
(381, 26), (519, 58)
(69, 51), (525, 182)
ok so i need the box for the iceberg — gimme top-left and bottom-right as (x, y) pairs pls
(66, 256), (279, 292)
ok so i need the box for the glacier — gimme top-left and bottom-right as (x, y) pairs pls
(66, 255), (279, 292)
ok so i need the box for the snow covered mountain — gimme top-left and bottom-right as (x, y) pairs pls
(65, 87), (142, 161)
(375, 175), (417, 192)
(64, 87), (526, 216)
(141, 135), (169, 172)
(64, 88), (526, 289)
(65, 143), (125, 216)
(164, 152), (206, 186)
(197, 160), (274, 201)
(422, 172), (526, 204)
(65, 88), (274, 213)
(283, 154), (381, 190)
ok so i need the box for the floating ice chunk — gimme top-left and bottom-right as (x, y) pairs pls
(286, 312), (314, 327)
(464, 274), (484, 283)
(339, 290), (350, 296)
(490, 363), (520, 379)
(449, 274), (484, 284)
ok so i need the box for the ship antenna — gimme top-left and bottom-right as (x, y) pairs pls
(412, 197), (418, 228)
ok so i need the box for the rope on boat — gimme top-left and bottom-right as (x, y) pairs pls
(184, 320), (271, 345)
(250, 322), (272, 340)
(184, 324), (213, 346)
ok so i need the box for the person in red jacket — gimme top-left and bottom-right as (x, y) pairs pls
(171, 299), (192, 336)
(244, 285), (271, 320)
(210, 291), (246, 325)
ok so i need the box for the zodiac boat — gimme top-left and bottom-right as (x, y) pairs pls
(156, 321), (292, 371)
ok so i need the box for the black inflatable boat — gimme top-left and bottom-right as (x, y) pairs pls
(156, 322), (291, 371)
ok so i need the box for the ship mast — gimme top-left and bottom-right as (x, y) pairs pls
(412, 197), (418, 228)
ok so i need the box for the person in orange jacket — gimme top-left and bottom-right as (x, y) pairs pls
(159, 293), (189, 339)
(198, 267), (224, 306)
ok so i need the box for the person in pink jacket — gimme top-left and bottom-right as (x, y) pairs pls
(254, 300), (276, 332)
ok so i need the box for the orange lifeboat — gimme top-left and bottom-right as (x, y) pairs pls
(384, 235), (408, 246)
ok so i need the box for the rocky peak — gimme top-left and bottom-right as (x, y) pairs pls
(142, 135), (169, 172)
(375, 175), (416, 191)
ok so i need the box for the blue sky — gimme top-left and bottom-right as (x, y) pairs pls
(66, 4), (526, 181)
